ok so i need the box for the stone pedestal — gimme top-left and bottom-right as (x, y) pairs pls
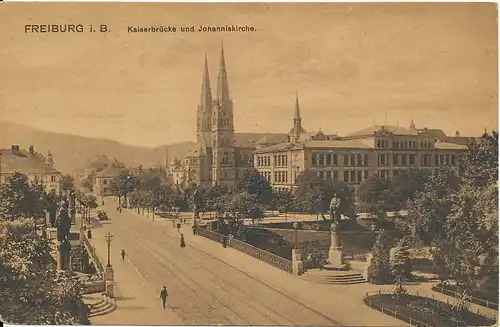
(105, 265), (114, 281)
(291, 248), (304, 276)
(328, 223), (345, 269)
(57, 241), (72, 271)
(105, 280), (114, 298)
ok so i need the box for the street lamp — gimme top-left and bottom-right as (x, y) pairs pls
(293, 222), (299, 249)
(105, 232), (114, 267)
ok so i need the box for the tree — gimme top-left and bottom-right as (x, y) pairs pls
(81, 171), (96, 192)
(234, 168), (273, 205)
(387, 169), (429, 211)
(370, 229), (392, 284)
(400, 167), (460, 245)
(202, 184), (228, 217)
(401, 132), (499, 290)
(109, 170), (138, 205)
(272, 188), (296, 218)
(60, 174), (75, 193)
(0, 219), (89, 324)
(389, 237), (412, 279)
(220, 191), (265, 223)
(294, 170), (355, 219)
(0, 172), (46, 222)
(358, 174), (391, 218)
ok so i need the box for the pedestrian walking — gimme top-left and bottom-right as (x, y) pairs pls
(160, 286), (168, 309)
(192, 225), (196, 235)
(228, 233), (233, 246)
(121, 249), (126, 261)
(222, 235), (228, 248)
(180, 234), (186, 248)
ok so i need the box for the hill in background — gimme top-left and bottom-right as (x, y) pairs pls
(0, 121), (196, 174)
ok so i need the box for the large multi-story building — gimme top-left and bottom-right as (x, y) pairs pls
(0, 144), (62, 193)
(169, 47), (470, 191)
(254, 120), (469, 191)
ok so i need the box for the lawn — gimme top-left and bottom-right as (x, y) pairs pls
(365, 293), (495, 327)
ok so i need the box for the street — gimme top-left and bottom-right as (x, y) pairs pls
(95, 201), (339, 326)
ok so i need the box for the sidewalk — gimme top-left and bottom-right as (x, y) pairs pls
(87, 222), (183, 325)
(126, 209), (407, 327)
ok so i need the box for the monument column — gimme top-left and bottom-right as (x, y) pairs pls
(328, 222), (345, 268)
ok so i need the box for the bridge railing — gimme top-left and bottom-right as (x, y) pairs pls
(197, 227), (293, 274)
(82, 233), (105, 276)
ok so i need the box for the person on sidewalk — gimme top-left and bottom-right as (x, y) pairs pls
(121, 249), (126, 261)
(160, 286), (169, 309)
(192, 225), (196, 235)
(180, 234), (186, 248)
(222, 235), (228, 248)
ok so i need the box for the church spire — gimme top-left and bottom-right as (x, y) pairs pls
(217, 44), (230, 103)
(410, 118), (416, 130)
(200, 53), (212, 109)
(294, 91), (301, 120)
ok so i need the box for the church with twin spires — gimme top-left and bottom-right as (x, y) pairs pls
(167, 45), (315, 189)
(167, 45), (469, 191)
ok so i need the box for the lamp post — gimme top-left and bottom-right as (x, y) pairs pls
(105, 232), (114, 267)
(293, 222), (299, 249)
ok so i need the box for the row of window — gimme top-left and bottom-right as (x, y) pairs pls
(274, 171), (288, 184)
(257, 155), (272, 168)
(377, 139), (433, 149)
(274, 154), (288, 167)
(393, 154), (416, 166)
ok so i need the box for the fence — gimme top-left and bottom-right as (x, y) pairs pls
(364, 290), (435, 327)
(364, 289), (497, 327)
(432, 284), (499, 310)
(82, 234), (104, 276)
(197, 227), (293, 274)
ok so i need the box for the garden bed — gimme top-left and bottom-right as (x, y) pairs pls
(432, 283), (499, 310)
(364, 292), (495, 327)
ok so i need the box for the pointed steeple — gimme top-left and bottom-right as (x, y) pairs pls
(200, 54), (212, 109)
(217, 44), (230, 103)
(410, 118), (416, 130)
(294, 91), (301, 120)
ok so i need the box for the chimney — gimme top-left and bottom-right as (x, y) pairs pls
(455, 130), (460, 137)
(29, 145), (35, 154)
(11, 145), (20, 153)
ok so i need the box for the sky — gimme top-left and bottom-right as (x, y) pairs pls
(0, 2), (497, 147)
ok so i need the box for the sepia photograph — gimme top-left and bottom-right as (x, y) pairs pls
(0, 2), (498, 326)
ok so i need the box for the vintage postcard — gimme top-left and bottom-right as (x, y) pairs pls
(0, 2), (498, 327)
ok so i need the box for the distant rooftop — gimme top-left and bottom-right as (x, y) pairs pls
(0, 145), (60, 175)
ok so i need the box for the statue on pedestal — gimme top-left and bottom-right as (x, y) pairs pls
(329, 193), (342, 227)
(68, 190), (76, 225)
(55, 199), (72, 270)
(191, 189), (202, 220)
(327, 193), (345, 268)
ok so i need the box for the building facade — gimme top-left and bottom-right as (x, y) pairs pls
(0, 145), (62, 193)
(169, 47), (470, 191)
(254, 122), (469, 191)
(167, 46), (290, 189)
(93, 161), (126, 197)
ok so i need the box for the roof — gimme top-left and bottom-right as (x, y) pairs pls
(417, 128), (447, 138)
(302, 139), (373, 149)
(233, 133), (288, 148)
(256, 133), (290, 145)
(434, 141), (468, 150)
(96, 163), (125, 178)
(253, 142), (303, 154)
(0, 148), (60, 175)
(347, 125), (417, 137)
